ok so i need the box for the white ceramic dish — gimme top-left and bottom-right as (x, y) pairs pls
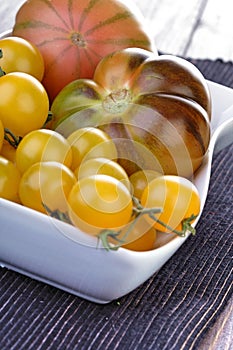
(1, 80), (233, 303)
(1, 28), (233, 302)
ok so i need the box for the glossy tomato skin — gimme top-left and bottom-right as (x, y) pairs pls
(140, 175), (200, 233)
(122, 226), (157, 252)
(115, 214), (157, 251)
(51, 48), (211, 178)
(66, 127), (117, 170)
(13, 0), (155, 101)
(0, 155), (21, 203)
(16, 129), (73, 174)
(0, 120), (4, 153)
(0, 141), (17, 163)
(0, 36), (44, 81)
(68, 174), (133, 235)
(19, 161), (76, 214)
(75, 157), (131, 193)
(0, 72), (49, 137)
(129, 169), (161, 199)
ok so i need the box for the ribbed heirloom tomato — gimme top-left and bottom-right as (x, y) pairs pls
(13, 0), (155, 101)
(51, 48), (211, 178)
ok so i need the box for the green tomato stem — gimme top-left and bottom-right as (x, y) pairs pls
(42, 197), (197, 251)
(42, 203), (72, 224)
(0, 66), (5, 77)
(42, 111), (53, 127)
(4, 128), (22, 148)
(98, 196), (197, 250)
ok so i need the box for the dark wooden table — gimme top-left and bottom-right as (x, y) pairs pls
(1, 1), (232, 349)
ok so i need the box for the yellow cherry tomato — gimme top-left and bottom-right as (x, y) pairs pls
(0, 140), (17, 163)
(122, 227), (157, 251)
(0, 72), (49, 137)
(16, 129), (73, 173)
(0, 155), (21, 202)
(129, 169), (161, 199)
(141, 175), (200, 233)
(0, 36), (44, 81)
(74, 157), (131, 192)
(19, 161), (76, 214)
(117, 215), (157, 251)
(68, 174), (133, 235)
(67, 127), (117, 170)
(0, 120), (4, 153)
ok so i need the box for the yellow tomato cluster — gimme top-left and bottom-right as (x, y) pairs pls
(0, 123), (158, 250)
(0, 37), (201, 252)
(0, 36), (49, 203)
(0, 124), (200, 252)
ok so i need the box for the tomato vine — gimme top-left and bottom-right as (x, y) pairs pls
(98, 196), (197, 251)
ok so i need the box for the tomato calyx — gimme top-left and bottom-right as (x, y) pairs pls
(102, 89), (131, 114)
(181, 214), (197, 235)
(70, 32), (86, 48)
(4, 128), (22, 148)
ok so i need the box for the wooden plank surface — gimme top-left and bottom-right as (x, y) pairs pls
(187, 0), (233, 60)
(199, 299), (233, 350)
(134, 0), (233, 61)
(134, 0), (206, 55)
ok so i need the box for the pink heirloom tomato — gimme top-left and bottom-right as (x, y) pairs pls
(13, 0), (155, 101)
